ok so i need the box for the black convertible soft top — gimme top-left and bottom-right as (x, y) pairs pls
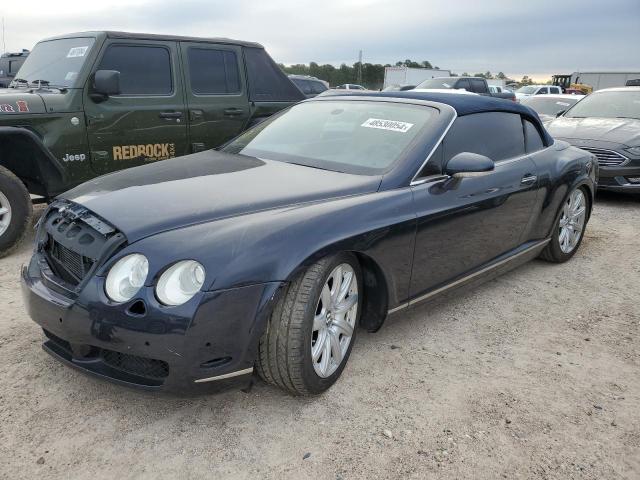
(329, 91), (554, 145)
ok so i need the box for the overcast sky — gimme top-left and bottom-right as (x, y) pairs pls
(1, 0), (638, 81)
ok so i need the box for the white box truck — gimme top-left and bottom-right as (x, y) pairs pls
(383, 67), (451, 89)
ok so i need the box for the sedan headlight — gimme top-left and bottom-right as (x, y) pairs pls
(105, 254), (149, 303)
(626, 146), (640, 157)
(156, 260), (206, 306)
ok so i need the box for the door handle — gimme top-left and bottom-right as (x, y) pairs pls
(223, 108), (245, 117)
(159, 111), (183, 119)
(521, 174), (538, 185)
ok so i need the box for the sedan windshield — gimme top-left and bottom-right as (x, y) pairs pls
(522, 97), (580, 116)
(222, 100), (437, 175)
(564, 91), (640, 120)
(11, 37), (95, 88)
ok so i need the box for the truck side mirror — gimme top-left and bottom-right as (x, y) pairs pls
(91, 70), (121, 101)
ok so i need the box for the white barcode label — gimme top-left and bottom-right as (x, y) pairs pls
(361, 118), (414, 133)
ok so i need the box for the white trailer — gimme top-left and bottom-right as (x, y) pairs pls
(571, 71), (640, 90)
(383, 67), (451, 89)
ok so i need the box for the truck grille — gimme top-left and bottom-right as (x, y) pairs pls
(47, 237), (95, 285)
(580, 147), (628, 167)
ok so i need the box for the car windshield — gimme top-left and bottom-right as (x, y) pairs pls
(564, 91), (640, 120)
(11, 37), (95, 88)
(522, 97), (580, 116)
(416, 78), (455, 89)
(222, 100), (437, 175)
(516, 86), (537, 94)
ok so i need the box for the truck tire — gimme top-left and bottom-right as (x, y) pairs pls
(256, 253), (362, 395)
(0, 165), (33, 258)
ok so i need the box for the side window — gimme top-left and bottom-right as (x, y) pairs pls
(536, 87), (548, 95)
(98, 45), (172, 95)
(187, 48), (240, 94)
(523, 119), (545, 153)
(456, 78), (471, 91)
(469, 79), (487, 93)
(443, 112), (525, 164)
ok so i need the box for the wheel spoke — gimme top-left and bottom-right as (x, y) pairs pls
(330, 266), (343, 302)
(336, 271), (353, 302)
(572, 206), (586, 219)
(0, 207), (8, 216)
(320, 331), (332, 374)
(320, 285), (331, 310)
(333, 294), (358, 315)
(329, 330), (342, 363)
(331, 316), (354, 337)
(313, 311), (327, 332)
(312, 329), (328, 362)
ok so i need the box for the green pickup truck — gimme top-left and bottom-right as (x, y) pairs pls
(0, 31), (304, 256)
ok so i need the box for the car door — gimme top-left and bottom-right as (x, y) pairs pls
(85, 40), (189, 174)
(409, 112), (539, 298)
(179, 42), (250, 153)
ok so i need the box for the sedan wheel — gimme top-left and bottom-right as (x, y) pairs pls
(311, 264), (358, 378)
(540, 186), (590, 263)
(256, 253), (362, 395)
(558, 188), (587, 254)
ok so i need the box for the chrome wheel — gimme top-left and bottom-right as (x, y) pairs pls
(559, 189), (586, 254)
(0, 190), (12, 237)
(311, 263), (358, 378)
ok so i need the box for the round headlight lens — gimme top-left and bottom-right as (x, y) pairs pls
(156, 260), (206, 306)
(105, 254), (149, 303)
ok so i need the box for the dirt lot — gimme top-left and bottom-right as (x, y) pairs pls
(0, 192), (638, 480)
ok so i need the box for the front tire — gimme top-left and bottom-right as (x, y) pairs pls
(540, 186), (589, 263)
(256, 253), (362, 395)
(0, 166), (33, 258)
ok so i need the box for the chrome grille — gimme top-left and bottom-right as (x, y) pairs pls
(580, 147), (628, 167)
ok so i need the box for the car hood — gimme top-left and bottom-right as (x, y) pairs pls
(546, 116), (640, 147)
(62, 150), (382, 242)
(0, 88), (46, 114)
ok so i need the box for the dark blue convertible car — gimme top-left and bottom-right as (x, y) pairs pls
(22, 92), (597, 395)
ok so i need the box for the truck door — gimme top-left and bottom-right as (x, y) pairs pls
(179, 42), (250, 152)
(84, 40), (189, 174)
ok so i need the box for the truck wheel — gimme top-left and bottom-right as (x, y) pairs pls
(0, 165), (33, 258)
(256, 253), (362, 395)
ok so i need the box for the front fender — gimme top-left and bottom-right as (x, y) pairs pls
(121, 189), (418, 312)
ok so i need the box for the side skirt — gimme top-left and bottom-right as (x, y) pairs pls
(388, 238), (551, 315)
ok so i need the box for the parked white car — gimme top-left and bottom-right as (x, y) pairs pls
(488, 85), (512, 93)
(515, 85), (563, 101)
(520, 94), (583, 124)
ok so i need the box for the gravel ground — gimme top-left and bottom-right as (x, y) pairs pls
(0, 192), (638, 480)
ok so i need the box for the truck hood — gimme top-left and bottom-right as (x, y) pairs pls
(62, 150), (382, 242)
(0, 88), (46, 114)
(546, 116), (640, 147)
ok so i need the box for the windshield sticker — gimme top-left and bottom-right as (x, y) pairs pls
(67, 46), (89, 58)
(442, 82), (451, 88)
(65, 71), (78, 81)
(16, 100), (29, 112)
(361, 118), (414, 133)
(556, 101), (570, 107)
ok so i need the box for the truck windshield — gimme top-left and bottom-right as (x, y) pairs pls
(516, 86), (537, 94)
(416, 78), (455, 89)
(564, 91), (640, 120)
(222, 100), (436, 175)
(11, 37), (95, 88)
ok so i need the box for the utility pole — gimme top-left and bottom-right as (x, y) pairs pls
(357, 50), (363, 85)
(2, 17), (6, 54)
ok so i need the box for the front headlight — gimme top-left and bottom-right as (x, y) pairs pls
(156, 260), (206, 306)
(626, 146), (640, 157)
(105, 254), (149, 302)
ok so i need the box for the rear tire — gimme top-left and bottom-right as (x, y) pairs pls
(0, 166), (33, 258)
(539, 186), (589, 263)
(256, 253), (362, 395)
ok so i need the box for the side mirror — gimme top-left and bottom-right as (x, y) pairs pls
(92, 70), (121, 100)
(556, 110), (566, 117)
(445, 152), (495, 178)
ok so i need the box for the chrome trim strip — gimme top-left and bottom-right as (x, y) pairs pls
(387, 303), (409, 314)
(194, 367), (254, 383)
(408, 239), (550, 307)
(386, 239), (551, 315)
(410, 111), (458, 186)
